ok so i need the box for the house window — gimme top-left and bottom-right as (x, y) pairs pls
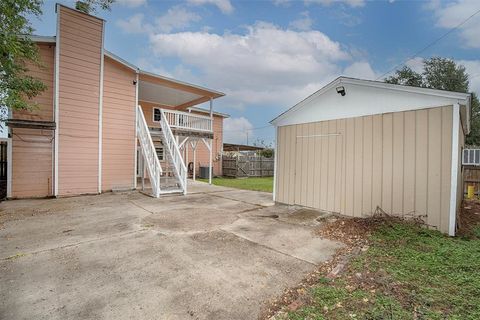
(156, 147), (164, 161)
(153, 108), (161, 122)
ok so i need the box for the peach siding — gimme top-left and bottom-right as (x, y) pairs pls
(57, 6), (103, 196)
(101, 57), (136, 191)
(11, 43), (55, 198)
(139, 102), (224, 176)
(276, 105), (454, 234)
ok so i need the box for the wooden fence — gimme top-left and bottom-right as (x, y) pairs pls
(464, 166), (480, 196)
(222, 155), (274, 177)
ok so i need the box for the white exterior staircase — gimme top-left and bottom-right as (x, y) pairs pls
(136, 106), (187, 197)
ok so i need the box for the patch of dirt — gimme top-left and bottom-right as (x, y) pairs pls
(260, 213), (424, 320)
(458, 199), (480, 237)
(280, 208), (329, 226)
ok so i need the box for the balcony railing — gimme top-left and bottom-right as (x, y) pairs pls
(162, 109), (212, 132)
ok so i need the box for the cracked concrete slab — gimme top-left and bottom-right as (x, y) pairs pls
(221, 217), (343, 265)
(0, 183), (342, 320)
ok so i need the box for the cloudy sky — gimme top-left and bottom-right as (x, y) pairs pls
(31, 0), (480, 144)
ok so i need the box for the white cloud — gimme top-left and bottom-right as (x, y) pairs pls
(223, 117), (254, 144)
(343, 61), (377, 79)
(148, 21), (355, 107)
(429, 0), (480, 48)
(272, 0), (292, 7)
(116, 13), (145, 34)
(155, 6), (201, 33)
(458, 59), (480, 94)
(115, 0), (146, 8)
(116, 6), (201, 35)
(305, 0), (366, 8)
(289, 11), (313, 31)
(187, 0), (234, 14)
(405, 57), (425, 74)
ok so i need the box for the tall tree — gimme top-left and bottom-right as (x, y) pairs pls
(0, 0), (46, 111)
(385, 57), (480, 145)
(75, 0), (114, 14)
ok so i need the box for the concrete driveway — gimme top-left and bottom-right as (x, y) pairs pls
(0, 182), (343, 320)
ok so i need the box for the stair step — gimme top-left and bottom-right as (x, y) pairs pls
(160, 188), (184, 195)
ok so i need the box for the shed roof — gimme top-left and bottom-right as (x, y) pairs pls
(271, 77), (472, 133)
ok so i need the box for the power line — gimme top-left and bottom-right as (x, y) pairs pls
(376, 8), (480, 81)
(222, 124), (273, 133)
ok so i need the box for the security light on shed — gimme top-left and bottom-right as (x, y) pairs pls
(336, 86), (346, 96)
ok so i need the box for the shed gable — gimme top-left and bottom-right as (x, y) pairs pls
(272, 77), (470, 130)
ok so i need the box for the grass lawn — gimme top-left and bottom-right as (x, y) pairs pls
(198, 176), (273, 193)
(286, 221), (480, 320)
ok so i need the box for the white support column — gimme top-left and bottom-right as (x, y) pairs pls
(141, 150), (145, 191)
(208, 139), (212, 185)
(6, 138), (12, 198)
(201, 138), (212, 184)
(185, 141), (189, 179)
(191, 140), (197, 181)
(209, 98), (213, 185)
(449, 103), (460, 236)
(273, 126), (279, 201)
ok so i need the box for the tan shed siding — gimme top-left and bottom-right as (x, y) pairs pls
(101, 57), (136, 191)
(57, 6), (103, 196)
(276, 105), (454, 233)
(11, 43), (55, 198)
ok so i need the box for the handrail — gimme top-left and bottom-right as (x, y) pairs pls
(162, 109), (212, 132)
(137, 105), (162, 197)
(160, 109), (188, 194)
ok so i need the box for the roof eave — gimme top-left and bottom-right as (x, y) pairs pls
(271, 76), (472, 125)
(139, 69), (225, 99)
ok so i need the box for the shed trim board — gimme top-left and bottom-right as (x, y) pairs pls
(272, 77), (471, 236)
(449, 103), (460, 236)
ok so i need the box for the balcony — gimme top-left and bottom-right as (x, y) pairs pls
(149, 109), (213, 139)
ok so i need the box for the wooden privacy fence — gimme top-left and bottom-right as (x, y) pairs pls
(464, 166), (480, 196)
(223, 155), (274, 177)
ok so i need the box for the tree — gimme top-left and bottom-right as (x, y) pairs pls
(253, 138), (274, 158)
(75, 0), (114, 14)
(385, 57), (480, 145)
(0, 0), (46, 111)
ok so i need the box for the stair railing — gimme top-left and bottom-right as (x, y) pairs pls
(137, 105), (162, 197)
(159, 109), (187, 194)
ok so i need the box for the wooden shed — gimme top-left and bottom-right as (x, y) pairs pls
(271, 77), (472, 236)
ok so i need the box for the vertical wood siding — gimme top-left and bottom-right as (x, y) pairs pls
(276, 105), (454, 233)
(11, 44), (55, 198)
(57, 6), (103, 196)
(101, 57), (136, 191)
